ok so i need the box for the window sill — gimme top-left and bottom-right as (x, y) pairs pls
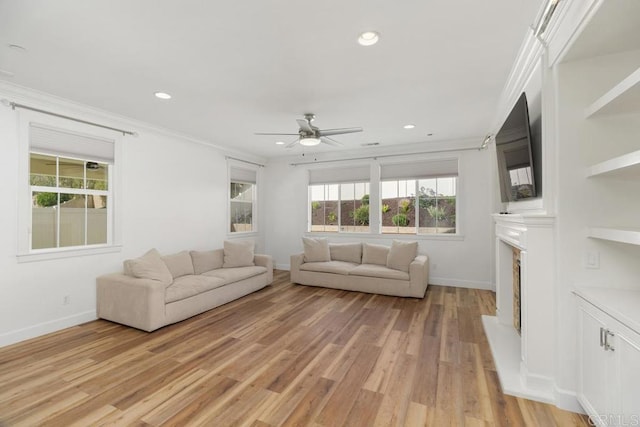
(304, 231), (464, 241)
(226, 231), (260, 239)
(17, 245), (122, 263)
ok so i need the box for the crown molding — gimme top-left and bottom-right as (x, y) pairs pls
(0, 80), (266, 165)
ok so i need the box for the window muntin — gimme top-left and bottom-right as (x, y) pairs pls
(310, 182), (370, 233)
(381, 176), (457, 235)
(230, 181), (255, 233)
(30, 153), (110, 250)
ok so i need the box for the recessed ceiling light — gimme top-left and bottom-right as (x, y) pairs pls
(404, 124), (416, 129)
(358, 31), (379, 46)
(154, 92), (172, 100)
(8, 44), (26, 52)
(275, 141), (285, 145)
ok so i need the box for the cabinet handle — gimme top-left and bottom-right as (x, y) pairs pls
(604, 329), (615, 352)
(599, 327), (605, 347)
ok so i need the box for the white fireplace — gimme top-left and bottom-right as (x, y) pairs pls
(483, 213), (556, 403)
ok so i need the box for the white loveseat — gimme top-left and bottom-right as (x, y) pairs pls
(97, 242), (273, 332)
(290, 239), (428, 298)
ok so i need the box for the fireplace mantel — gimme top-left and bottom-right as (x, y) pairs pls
(483, 213), (556, 403)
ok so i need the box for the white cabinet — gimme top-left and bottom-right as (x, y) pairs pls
(576, 293), (640, 426)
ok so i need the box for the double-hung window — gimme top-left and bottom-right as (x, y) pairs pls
(229, 166), (257, 233)
(29, 124), (114, 250)
(309, 166), (370, 233)
(380, 159), (458, 235)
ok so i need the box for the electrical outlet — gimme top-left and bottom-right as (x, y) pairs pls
(63, 295), (71, 305)
(586, 251), (600, 269)
(432, 263), (438, 271)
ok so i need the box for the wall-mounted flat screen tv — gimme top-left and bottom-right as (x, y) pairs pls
(495, 92), (537, 203)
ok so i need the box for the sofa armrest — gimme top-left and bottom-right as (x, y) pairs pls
(96, 273), (166, 332)
(254, 254), (274, 284)
(409, 255), (429, 298)
(290, 253), (304, 283)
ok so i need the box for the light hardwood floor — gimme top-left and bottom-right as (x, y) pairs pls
(0, 271), (590, 426)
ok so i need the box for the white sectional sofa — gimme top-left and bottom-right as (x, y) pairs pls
(97, 241), (273, 332)
(290, 239), (428, 298)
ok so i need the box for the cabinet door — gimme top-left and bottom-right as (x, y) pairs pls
(615, 330), (640, 421)
(578, 305), (611, 418)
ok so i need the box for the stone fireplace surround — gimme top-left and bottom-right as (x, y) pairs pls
(482, 213), (556, 403)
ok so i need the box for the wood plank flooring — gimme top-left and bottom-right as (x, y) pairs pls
(0, 271), (590, 426)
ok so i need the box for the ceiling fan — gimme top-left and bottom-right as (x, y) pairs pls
(255, 114), (363, 148)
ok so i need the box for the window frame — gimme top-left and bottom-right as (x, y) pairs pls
(380, 176), (458, 235)
(17, 110), (123, 262)
(227, 161), (259, 236)
(306, 158), (462, 240)
(308, 181), (371, 233)
(30, 152), (113, 250)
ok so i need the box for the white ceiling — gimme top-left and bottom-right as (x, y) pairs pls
(0, 0), (542, 158)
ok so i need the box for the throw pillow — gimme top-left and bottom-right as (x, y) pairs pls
(161, 251), (195, 279)
(190, 249), (224, 274)
(223, 240), (255, 268)
(386, 240), (418, 272)
(124, 248), (174, 286)
(329, 243), (362, 264)
(362, 243), (389, 266)
(302, 237), (331, 262)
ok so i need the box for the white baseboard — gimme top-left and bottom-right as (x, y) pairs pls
(0, 310), (97, 348)
(276, 263), (291, 271)
(554, 386), (585, 414)
(429, 277), (493, 290)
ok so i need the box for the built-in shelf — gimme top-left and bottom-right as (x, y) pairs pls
(587, 149), (640, 178)
(574, 287), (640, 335)
(588, 226), (640, 245)
(584, 66), (640, 118)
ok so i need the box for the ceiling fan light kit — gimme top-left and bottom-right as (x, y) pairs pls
(299, 137), (321, 146)
(255, 113), (363, 149)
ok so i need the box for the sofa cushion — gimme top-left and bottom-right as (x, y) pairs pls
(165, 275), (226, 303)
(300, 261), (359, 275)
(362, 243), (389, 266)
(223, 240), (255, 268)
(329, 243), (362, 264)
(190, 249), (224, 274)
(350, 263), (410, 281)
(124, 249), (173, 286)
(162, 251), (195, 279)
(303, 237), (330, 262)
(386, 240), (418, 273)
(203, 265), (267, 285)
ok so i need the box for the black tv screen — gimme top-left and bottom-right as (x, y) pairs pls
(495, 92), (537, 203)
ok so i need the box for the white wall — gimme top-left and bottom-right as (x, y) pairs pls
(0, 85), (264, 346)
(263, 145), (495, 289)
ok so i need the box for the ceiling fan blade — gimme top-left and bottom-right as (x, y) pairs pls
(318, 127), (363, 137)
(296, 119), (314, 133)
(285, 138), (300, 149)
(255, 132), (300, 136)
(321, 136), (344, 147)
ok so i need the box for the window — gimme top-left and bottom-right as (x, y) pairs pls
(380, 160), (458, 235)
(380, 177), (457, 234)
(229, 166), (257, 233)
(28, 124), (114, 251)
(308, 166), (370, 233)
(309, 182), (370, 233)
